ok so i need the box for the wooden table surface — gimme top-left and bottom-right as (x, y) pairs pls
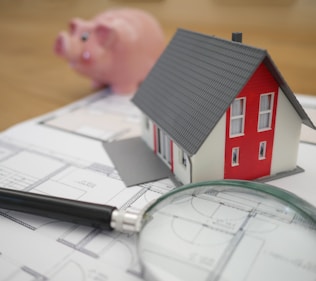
(1, 0), (316, 131)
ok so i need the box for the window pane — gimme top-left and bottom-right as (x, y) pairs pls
(260, 95), (272, 111)
(164, 134), (170, 163)
(232, 148), (239, 166)
(157, 128), (161, 153)
(145, 117), (150, 130)
(231, 118), (243, 135)
(232, 99), (244, 116)
(259, 142), (267, 159)
(259, 113), (271, 130)
(180, 150), (187, 167)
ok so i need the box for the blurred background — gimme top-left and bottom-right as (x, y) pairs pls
(0, 0), (315, 130)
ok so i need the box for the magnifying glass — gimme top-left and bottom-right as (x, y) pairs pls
(1, 180), (316, 281)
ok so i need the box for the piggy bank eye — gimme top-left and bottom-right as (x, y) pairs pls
(81, 32), (89, 42)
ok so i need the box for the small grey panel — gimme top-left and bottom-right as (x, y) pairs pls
(103, 137), (172, 187)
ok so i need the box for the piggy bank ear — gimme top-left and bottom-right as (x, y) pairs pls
(94, 24), (116, 47)
(69, 18), (85, 35)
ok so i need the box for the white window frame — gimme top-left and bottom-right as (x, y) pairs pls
(157, 127), (172, 166)
(231, 147), (240, 166)
(258, 93), (274, 132)
(259, 141), (267, 160)
(230, 97), (246, 137)
(144, 116), (150, 130)
(179, 149), (188, 167)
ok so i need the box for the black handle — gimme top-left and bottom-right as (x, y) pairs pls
(0, 187), (117, 230)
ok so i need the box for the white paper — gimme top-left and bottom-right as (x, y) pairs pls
(0, 90), (315, 280)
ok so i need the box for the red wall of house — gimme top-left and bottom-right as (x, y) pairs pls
(224, 62), (279, 180)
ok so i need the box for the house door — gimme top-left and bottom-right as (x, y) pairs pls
(156, 127), (173, 168)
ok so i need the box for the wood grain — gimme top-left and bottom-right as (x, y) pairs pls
(0, 0), (315, 131)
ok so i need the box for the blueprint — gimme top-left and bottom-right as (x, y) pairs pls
(0, 89), (315, 280)
(0, 90), (176, 280)
(41, 90), (141, 141)
(139, 184), (316, 281)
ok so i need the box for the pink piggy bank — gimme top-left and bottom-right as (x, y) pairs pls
(54, 8), (165, 94)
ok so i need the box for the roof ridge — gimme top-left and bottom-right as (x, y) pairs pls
(176, 28), (268, 54)
(133, 28), (315, 156)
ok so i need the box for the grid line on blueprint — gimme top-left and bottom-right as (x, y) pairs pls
(0, 167), (37, 190)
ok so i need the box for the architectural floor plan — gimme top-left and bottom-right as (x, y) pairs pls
(0, 89), (315, 280)
(0, 90), (176, 280)
(42, 91), (141, 142)
(0, 130), (175, 280)
(139, 185), (316, 281)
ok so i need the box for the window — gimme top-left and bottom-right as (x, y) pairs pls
(145, 117), (150, 130)
(259, 141), (267, 160)
(258, 93), (274, 131)
(232, 147), (240, 166)
(230, 98), (246, 137)
(179, 150), (187, 167)
(157, 128), (171, 165)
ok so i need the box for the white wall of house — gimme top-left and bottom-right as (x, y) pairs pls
(173, 144), (192, 184)
(140, 114), (154, 150)
(190, 114), (226, 183)
(271, 88), (302, 174)
(140, 113), (226, 185)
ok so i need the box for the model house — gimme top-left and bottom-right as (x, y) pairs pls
(132, 29), (315, 184)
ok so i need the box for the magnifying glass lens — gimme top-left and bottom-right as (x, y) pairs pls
(138, 181), (316, 281)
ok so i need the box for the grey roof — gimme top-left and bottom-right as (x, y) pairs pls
(132, 29), (315, 156)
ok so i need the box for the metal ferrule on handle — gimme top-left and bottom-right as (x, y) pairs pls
(110, 209), (142, 233)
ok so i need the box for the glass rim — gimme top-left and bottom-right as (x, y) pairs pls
(143, 179), (316, 224)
